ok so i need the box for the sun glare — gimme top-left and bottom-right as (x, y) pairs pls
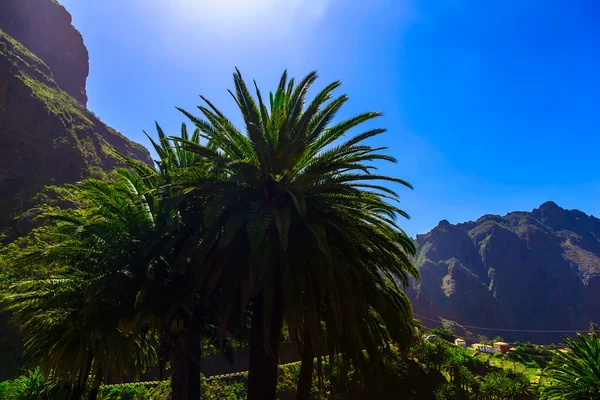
(173, 0), (331, 29)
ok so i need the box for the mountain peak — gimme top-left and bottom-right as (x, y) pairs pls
(537, 200), (562, 212)
(411, 203), (600, 342)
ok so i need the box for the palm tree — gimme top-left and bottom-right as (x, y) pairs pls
(171, 69), (418, 400)
(2, 128), (210, 400)
(113, 124), (241, 400)
(542, 333), (600, 399)
(137, 122), (246, 400)
(2, 169), (166, 399)
(4, 274), (155, 400)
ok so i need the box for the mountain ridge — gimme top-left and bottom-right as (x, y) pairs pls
(0, 0), (153, 238)
(409, 201), (600, 342)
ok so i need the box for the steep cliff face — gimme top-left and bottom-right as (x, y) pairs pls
(0, 0), (152, 236)
(411, 202), (600, 342)
(0, 0), (89, 104)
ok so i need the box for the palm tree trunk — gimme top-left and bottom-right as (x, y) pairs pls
(87, 367), (103, 400)
(158, 339), (170, 381)
(70, 383), (84, 400)
(295, 338), (314, 400)
(187, 352), (201, 400)
(248, 292), (284, 400)
(171, 335), (189, 400)
(71, 356), (93, 400)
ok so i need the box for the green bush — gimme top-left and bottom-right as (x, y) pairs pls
(99, 383), (155, 400)
(0, 381), (11, 398)
(98, 379), (248, 400)
(0, 367), (57, 400)
(504, 343), (554, 368)
(475, 370), (537, 399)
(434, 382), (459, 400)
(426, 328), (457, 343)
(493, 352), (503, 359)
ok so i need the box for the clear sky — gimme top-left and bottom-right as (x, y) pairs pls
(60, 0), (600, 237)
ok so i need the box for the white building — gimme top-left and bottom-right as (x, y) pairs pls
(471, 343), (497, 354)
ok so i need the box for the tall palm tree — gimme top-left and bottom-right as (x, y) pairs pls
(137, 122), (241, 400)
(97, 125), (222, 400)
(542, 333), (600, 399)
(171, 69), (418, 400)
(1, 132), (204, 400)
(2, 170), (162, 399)
(116, 124), (240, 400)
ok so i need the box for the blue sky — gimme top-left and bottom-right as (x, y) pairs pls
(60, 0), (600, 237)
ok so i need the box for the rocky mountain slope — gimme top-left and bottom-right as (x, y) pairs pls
(0, 0), (152, 237)
(409, 201), (600, 342)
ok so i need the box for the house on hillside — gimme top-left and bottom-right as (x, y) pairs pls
(454, 338), (466, 347)
(494, 342), (510, 354)
(471, 343), (497, 354)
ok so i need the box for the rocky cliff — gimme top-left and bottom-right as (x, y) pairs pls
(0, 0), (152, 237)
(0, 0), (89, 105)
(410, 201), (600, 343)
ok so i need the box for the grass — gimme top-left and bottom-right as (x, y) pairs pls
(20, 73), (94, 127)
(466, 349), (542, 383)
(1, 28), (93, 139)
(0, 29), (50, 76)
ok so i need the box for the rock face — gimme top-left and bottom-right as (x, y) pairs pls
(0, 0), (152, 235)
(410, 202), (600, 342)
(0, 0), (89, 104)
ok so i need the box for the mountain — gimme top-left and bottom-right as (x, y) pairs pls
(409, 201), (600, 343)
(0, 0), (152, 238)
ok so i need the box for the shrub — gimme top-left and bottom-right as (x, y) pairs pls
(99, 383), (153, 400)
(507, 343), (554, 368)
(426, 328), (457, 343)
(0, 367), (58, 400)
(434, 382), (458, 400)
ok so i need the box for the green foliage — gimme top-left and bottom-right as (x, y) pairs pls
(0, 29), (49, 78)
(1, 27), (92, 130)
(505, 343), (554, 369)
(0, 367), (57, 400)
(412, 338), (539, 399)
(170, 69), (419, 397)
(427, 328), (457, 343)
(0, 223), (55, 286)
(89, 338), (544, 400)
(412, 338), (451, 371)
(203, 378), (248, 400)
(476, 370), (537, 400)
(20, 74), (93, 127)
(434, 383), (458, 400)
(1, 172), (161, 395)
(541, 333), (600, 399)
(98, 381), (171, 400)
